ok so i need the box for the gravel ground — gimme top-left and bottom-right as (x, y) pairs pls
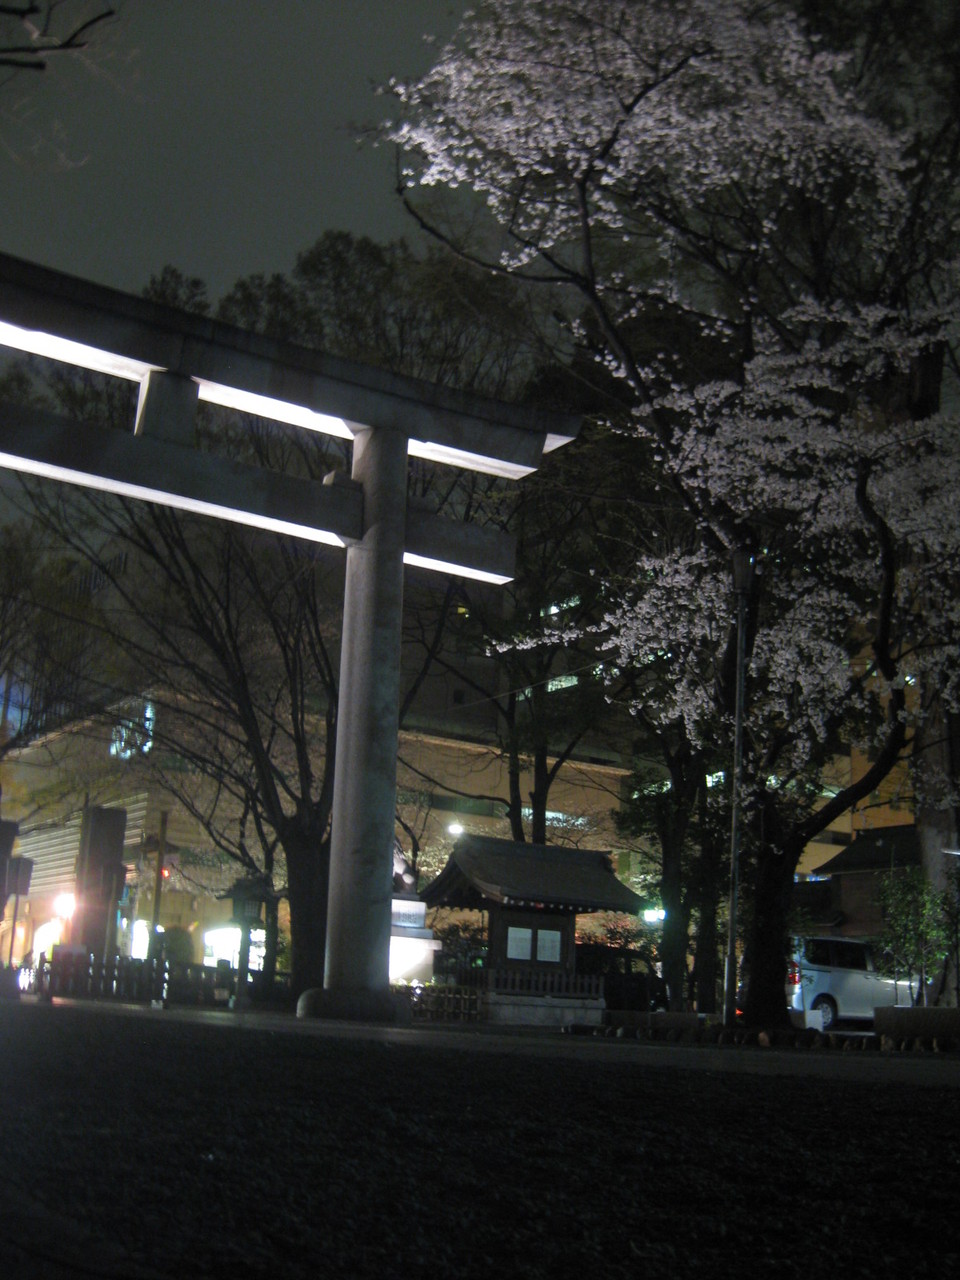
(1, 1000), (959, 1279)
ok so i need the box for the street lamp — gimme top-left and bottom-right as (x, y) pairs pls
(723, 548), (755, 1028)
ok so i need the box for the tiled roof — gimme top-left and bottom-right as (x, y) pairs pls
(421, 834), (642, 913)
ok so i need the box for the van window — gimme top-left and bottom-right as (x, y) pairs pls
(804, 939), (832, 966)
(832, 941), (868, 970)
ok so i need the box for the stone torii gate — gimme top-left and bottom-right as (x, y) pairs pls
(0, 253), (580, 1020)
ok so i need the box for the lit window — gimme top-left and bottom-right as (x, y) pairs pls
(506, 927), (532, 960)
(110, 700), (155, 759)
(546, 674), (578, 692)
(536, 930), (561, 962)
(520, 807), (589, 828)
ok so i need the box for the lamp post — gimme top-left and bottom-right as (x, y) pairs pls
(723, 548), (755, 1028)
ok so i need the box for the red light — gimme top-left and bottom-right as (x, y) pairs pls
(161, 867), (170, 879)
(786, 960), (801, 986)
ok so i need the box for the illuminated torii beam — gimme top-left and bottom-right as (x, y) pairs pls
(0, 254), (581, 1020)
(0, 253), (576, 477)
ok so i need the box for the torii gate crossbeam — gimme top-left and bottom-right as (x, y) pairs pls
(0, 254), (580, 1020)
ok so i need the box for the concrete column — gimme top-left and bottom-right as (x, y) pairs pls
(319, 425), (408, 1019)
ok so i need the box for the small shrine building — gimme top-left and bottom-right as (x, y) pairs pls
(422, 835), (643, 1025)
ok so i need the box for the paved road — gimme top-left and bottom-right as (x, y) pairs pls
(1, 998), (959, 1278)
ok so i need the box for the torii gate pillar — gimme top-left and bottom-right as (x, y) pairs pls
(317, 424), (409, 1020)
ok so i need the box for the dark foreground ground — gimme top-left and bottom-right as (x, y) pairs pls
(1, 1000), (959, 1279)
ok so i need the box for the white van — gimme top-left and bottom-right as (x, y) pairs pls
(788, 936), (917, 1030)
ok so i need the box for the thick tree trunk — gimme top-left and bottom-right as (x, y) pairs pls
(650, 818), (690, 1011)
(692, 914), (719, 1013)
(742, 844), (797, 1028)
(659, 842), (689, 1010)
(653, 755), (702, 1010)
(692, 823), (724, 1013)
(285, 840), (329, 999)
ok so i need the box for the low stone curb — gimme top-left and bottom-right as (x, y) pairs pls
(873, 1004), (960, 1042)
(561, 1009), (960, 1055)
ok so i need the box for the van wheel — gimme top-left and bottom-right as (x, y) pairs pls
(812, 995), (837, 1031)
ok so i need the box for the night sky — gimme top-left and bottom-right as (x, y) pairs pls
(0, 1), (465, 303)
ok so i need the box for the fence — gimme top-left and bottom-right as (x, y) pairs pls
(30, 952), (170, 1003)
(402, 967), (605, 1022)
(21, 953), (602, 1020)
(22, 953), (293, 1009)
(486, 968), (603, 998)
(405, 984), (482, 1022)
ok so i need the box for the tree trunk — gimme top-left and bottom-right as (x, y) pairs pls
(742, 844), (797, 1028)
(285, 839), (329, 999)
(653, 755), (701, 1010)
(659, 846), (689, 1011)
(530, 737), (549, 846)
(693, 815), (724, 1013)
(505, 694), (525, 842)
(261, 894), (279, 991)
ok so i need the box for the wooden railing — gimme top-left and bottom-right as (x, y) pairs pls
(487, 968), (603, 998)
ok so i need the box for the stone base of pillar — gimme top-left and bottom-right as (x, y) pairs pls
(296, 986), (413, 1025)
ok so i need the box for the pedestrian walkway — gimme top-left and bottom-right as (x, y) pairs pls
(2, 997), (958, 1279)
(13, 992), (960, 1087)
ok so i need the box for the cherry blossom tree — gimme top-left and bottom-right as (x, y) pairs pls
(387, 0), (960, 1023)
